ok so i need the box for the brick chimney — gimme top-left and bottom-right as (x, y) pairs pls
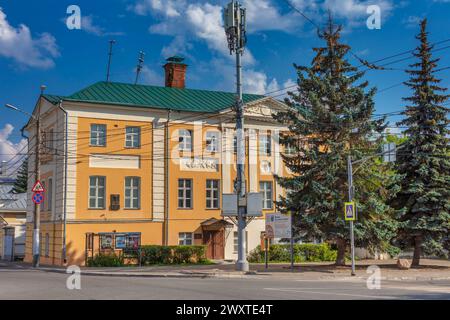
(163, 56), (188, 89)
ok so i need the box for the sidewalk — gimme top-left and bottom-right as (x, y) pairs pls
(2, 259), (449, 281)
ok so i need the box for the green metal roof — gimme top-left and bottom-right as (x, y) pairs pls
(43, 81), (266, 113)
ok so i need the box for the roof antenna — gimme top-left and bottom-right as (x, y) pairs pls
(106, 40), (116, 82)
(134, 51), (145, 85)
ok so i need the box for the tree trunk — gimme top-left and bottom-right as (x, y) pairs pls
(335, 238), (346, 266)
(411, 236), (422, 268)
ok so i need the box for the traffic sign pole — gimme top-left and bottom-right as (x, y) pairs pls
(347, 155), (356, 276)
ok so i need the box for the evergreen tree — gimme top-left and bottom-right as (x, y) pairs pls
(274, 18), (397, 265)
(392, 19), (450, 267)
(11, 158), (28, 194)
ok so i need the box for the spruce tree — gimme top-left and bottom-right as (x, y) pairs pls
(393, 19), (450, 267)
(274, 18), (397, 265)
(11, 158), (28, 194)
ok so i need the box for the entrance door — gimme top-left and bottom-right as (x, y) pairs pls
(203, 230), (224, 260)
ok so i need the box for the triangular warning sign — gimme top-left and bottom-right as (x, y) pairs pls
(32, 180), (45, 192)
(346, 206), (353, 217)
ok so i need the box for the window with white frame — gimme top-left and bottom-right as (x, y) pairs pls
(206, 180), (219, 209)
(178, 232), (193, 245)
(260, 181), (273, 209)
(259, 133), (271, 155)
(205, 131), (219, 152)
(47, 177), (53, 212)
(89, 176), (106, 209)
(90, 124), (106, 146)
(178, 179), (192, 208)
(125, 177), (140, 209)
(178, 129), (192, 151)
(125, 126), (141, 148)
(233, 231), (248, 253)
(285, 143), (297, 156)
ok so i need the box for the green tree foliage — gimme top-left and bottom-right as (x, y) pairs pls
(392, 19), (450, 266)
(274, 18), (398, 265)
(11, 158), (28, 194)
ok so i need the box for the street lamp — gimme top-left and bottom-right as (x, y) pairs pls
(5, 104), (37, 120)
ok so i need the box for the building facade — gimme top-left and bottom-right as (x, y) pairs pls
(23, 57), (291, 265)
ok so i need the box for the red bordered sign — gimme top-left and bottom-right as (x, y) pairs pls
(31, 180), (45, 193)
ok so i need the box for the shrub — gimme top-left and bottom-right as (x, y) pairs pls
(248, 243), (337, 263)
(87, 253), (124, 267)
(140, 245), (207, 265)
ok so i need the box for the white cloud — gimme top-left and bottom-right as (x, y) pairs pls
(80, 15), (125, 37)
(139, 65), (164, 86)
(131, 0), (185, 17)
(0, 124), (27, 177)
(322, 0), (394, 26)
(0, 7), (59, 69)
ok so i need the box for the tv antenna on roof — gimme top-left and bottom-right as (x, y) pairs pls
(134, 51), (145, 85)
(106, 40), (116, 82)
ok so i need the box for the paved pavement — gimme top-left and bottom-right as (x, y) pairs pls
(0, 264), (449, 300)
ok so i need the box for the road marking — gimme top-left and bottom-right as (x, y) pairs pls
(381, 285), (450, 294)
(264, 287), (399, 299)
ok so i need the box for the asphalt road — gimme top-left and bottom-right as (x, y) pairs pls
(0, 268), (449, 300)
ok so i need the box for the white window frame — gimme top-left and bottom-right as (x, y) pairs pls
(178, 179), (192, 209)
(260, 181), (273, 210)
(205, 131), (219, 153)
(285, 143), (297, 156)
(178, 232), (193, 245)
(90, 124), (106, 146)
(124, 177), (140, 209)
(89, 176), (106, 209)
(125, 126), (141, 148)
(259, 134), (271, 156)
(206, 179), (219, 209)
(179, 129), (192, 151)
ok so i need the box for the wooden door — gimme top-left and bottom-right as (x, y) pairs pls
(212, 230), (224, 259)
(203, 230), (224, 260)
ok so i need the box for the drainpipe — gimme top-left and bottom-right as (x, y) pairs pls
(164, 110), (171, 245)
(57, 100), (68, 265)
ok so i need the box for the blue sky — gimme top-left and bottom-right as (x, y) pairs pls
(1, 0), (449, 169)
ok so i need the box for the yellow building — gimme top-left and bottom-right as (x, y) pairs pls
(23, 57), (290, 266)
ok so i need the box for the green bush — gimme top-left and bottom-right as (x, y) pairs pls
(87, 253), (124, 267)
(248, 243), (337, 263)
(140, 245), (207, 265)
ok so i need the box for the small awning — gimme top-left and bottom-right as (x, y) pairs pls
(201, 218), (233, 231)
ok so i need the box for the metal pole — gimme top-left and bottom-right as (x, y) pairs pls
(235, 45), (249, 272)
(106, 40), (115, 82)
(347, 155), (356, 276)
(32, 97), (42, 268)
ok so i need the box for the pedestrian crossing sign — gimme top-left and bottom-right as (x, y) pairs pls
(344, 202), (356, 221)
